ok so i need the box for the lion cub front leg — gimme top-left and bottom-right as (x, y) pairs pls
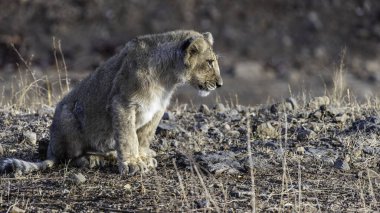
(137, 109), (165, 169)
(112, 99), (147, 175)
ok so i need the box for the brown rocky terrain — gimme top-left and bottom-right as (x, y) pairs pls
(0, 95), (379, 212)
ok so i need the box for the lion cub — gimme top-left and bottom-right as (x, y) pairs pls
(0, 30), (223, 175)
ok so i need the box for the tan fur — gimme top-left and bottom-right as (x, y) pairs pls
(0, 30), (223, 175)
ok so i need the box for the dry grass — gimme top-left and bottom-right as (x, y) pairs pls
(0, 48), (379, 212)
(0, 39), (69, 110)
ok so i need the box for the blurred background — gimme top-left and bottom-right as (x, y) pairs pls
(1, 0), (380, 106)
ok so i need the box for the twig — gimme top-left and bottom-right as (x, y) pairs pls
(246, 111), (256, 212)
(193, 165), (220, 213)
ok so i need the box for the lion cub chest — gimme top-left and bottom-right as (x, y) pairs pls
(135, 91), (172, 128)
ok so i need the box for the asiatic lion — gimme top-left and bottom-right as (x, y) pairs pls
(0, 30), (223, 175)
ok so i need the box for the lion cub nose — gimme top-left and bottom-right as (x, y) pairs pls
(216, 79), (223, 88)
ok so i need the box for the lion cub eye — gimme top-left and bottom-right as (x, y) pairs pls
(207, 60), (214, 68)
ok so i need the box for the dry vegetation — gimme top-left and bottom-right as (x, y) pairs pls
(0, 56), (379, 212)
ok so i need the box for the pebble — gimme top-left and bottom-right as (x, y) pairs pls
(162, 112), (175, 120)
(123, 184), (132, 193)
(22, 131), (37, 145)
(307, 96), (330, 109)
(334, 158), (350, 171)
(286, 97), (298, 110)
(196, 199), (209, 208)
(296, 146), (305, 155)
(256, 122), (278, 139)
(296, 127), (316, 141)
(198, 104), (210, 114)
(0, 144), (3, 156)
(214, 103), (226, 113)
(68, 172), (86, 184)
(223, 123), (231, 131)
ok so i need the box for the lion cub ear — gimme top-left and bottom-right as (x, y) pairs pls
(182, 37), (207, 68)
(202, 32), (214, 45)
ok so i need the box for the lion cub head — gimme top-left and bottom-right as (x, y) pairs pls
(183, 32), (223, 97)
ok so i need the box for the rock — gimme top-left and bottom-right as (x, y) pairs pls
(310, 110), (323, 120)
(223, 123), (231, 131)
(242, 154), (272, 170)
(195, 151), (243, 174)
(123, 184), (132, 193)
(156, 122), (177, 136)
(256, 122), (279, 139)
(0, 144), (3, 156)
(286, 97), (298, 110)
(10, 206), (25, 213)
(196, 198), (209, 208)
(351, 118), (380, 133)
(363, 146), (380, 155)
(227, 130), (240, 138)
(198, 104), (210, 115)
(235, 105), (247, 113)
(68, 172), (86, 184)
(208, 127), (224, 142)
(197, 123), (209, 133)
(334, 158), (350, 171)
(271, 98), (297, 114)
(22, 131), (37, 145)
(229, 109), (241, 121)
(214, 103), (226, 113)
(334, 113), (349, 123)
(296, 146), (305, 155)
(162, 112), (175, 120)
(296, 127), (316, 141)
(307, 96), (330, 110)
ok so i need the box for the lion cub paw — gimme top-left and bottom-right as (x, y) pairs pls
(118, 158), (149, 176)
(140, 149), (158, 168)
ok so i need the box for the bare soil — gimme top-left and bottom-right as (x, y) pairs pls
(0, 97), (379, 212)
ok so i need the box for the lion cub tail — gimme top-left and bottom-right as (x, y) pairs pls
(0, 158), (55, 175)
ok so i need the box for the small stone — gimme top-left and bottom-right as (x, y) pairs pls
(123, 184), (132, 193)
(227, 130), (240, 138)
(310, 110), (323, 120)
(196, 199), (209, 208)
(334, 113), (349, 123)
(235, 105), (247, 113)
(286, 97), (298, 110)
(162, 112), (175, 120)
(297, 127), (316, 141)
(62, 189), (70, 194)
(197, 123), (209, 133)
(307, 96), (330, 110)
(10, 206), (25, 213)
(199, 104), (210, 114)
(256, 122), (279, 139)
(223, 123), (231, 131)
(214, 103), (226, 113)
(0, 144), (3, 156)
(68, 172), (86, 184)
(22, 131), (37, 145)
(296, 146), (305, 155)
(334, 158), (350, 171)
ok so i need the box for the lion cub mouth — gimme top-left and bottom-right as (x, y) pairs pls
(198, 90), (211, 97)
(197, 83), (217, 97)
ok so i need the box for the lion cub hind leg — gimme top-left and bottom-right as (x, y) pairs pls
(137, 109), (165, 169)
(73, 151), (117, 168)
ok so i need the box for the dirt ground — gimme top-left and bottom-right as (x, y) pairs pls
(0, 96), (379, 212)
